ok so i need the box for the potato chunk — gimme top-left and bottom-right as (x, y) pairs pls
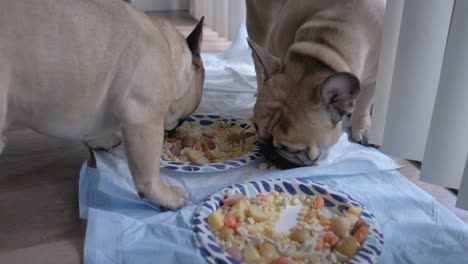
(247, 205), (270, 222)
(187, 149), (209, 164)
(233, 200), (248, 221)
(330, 215), (357, 238)
(347, 206), (362, 216)
(244, 246), (261, 263)
(259, 242), (280, 263)
(207, 210), (224, 231)
(335, 236), (360, 257)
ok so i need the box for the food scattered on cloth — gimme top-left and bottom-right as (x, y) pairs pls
(257, 161), (277, 170)
(207, 191), (369, 264)
(162, 119), (257, 164)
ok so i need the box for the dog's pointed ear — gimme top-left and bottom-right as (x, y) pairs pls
(320, 72), (360, 123)
(247, 38), (283, 79)
(186, 16), (204, 66)
(288, 42), (351, 74)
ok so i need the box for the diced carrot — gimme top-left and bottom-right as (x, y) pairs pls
(273, 256), (293, 264)
(224, 214), (237, 228)
(315, 240), (324, 251)
(319, 218), (331, 226)
(306, 211), (316, 220)
(323, 231), (340, 247)
(256, 194), (269, 203)
(353, 226), (370, 244)
(314, 196), (324, 209)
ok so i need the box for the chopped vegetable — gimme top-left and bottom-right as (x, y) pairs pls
(319, 218), (331, 226)
(353, 226), (370, 243)
(323, 231), (340, 247)
(181, 135), (197, 148)
(314, 196), (325, 209)
(259, 243), (280, 263)
(234, 222), (244, 233)
(224, 214), (237, 229)
(306, 211), (316, 220)
(335, 237), (360, 257)
(207, 210), (224, 231)
(187, 149), (209, 164)
(243, 246), (261, 263)
(256, 194), (269, 203)
(226, 246), (243, 261)
(347, 206), (362, 216)
(273, 256), (293, 264)
(233, 200), (248, 220)
(247, 205), (269, 222)
(290, 229), (310, 243)
(246, 223), (264, 234)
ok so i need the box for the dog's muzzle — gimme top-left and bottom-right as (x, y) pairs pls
(259, 139), (319, 169)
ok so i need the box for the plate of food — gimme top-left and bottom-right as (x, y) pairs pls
(192, 179), (383, 264)
(161, 114), (262, 173)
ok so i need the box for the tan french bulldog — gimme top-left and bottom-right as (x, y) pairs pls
(246, 0), (385, 168)
(0, 0), (205, 210)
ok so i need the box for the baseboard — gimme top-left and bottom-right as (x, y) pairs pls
(131, 0), (190, 11)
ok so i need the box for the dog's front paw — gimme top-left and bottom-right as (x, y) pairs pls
(170, 185), (191, 201)
(350, 114), (371, 145)
(141, 184), (190, 211)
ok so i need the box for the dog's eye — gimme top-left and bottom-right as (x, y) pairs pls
(277, 143), (303, 154)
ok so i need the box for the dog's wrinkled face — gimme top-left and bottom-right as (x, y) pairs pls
(165, 18), (205, 131)
(248, 39), (360, 168)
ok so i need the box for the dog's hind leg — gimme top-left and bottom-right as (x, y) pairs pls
(121, 117), (189, 210)
(0, 64), (10, 155)
(0, 110), (6, 155)
(351, 81), (376, 145)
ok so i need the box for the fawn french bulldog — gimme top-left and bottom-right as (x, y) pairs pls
(0, 0), (205, 210)
(246, 0), (385, 168)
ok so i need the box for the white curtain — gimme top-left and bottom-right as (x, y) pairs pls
(190, 0), (245, 40)
(371, 0), (468, 210)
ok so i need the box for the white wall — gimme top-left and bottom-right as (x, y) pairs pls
(131, 0), (189, 11)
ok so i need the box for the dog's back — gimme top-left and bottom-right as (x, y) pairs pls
(0, 0), (175, 139)
(248, 0), (385, 82)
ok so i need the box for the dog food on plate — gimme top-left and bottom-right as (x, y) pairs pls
(162, 120), (257, 164)
(207, 191), (370, 264)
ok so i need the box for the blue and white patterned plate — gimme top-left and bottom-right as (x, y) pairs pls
(161, 114), (262, 173)
(192, 179), (384, 264)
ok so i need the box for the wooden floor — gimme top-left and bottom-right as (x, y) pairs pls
(0, 10), (465, 264)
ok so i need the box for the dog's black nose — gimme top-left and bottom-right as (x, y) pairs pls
(259, 141), (301, 169)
